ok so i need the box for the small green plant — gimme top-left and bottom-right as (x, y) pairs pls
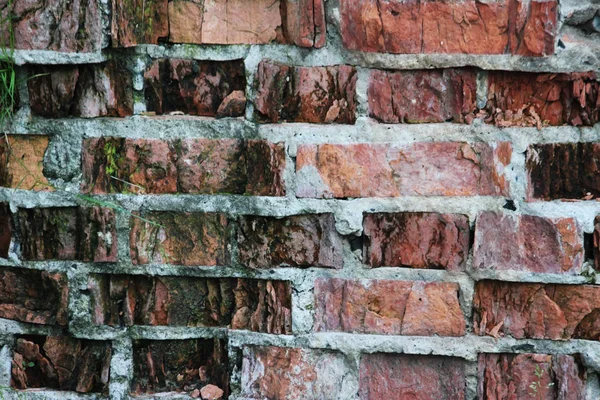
(0, 0), (17, 132)
(529, 364), (554, 399)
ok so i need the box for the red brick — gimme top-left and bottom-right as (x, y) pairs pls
(111, 0), (169, 47)
(487, 72), (600, 126)
(238, 214), (343, 269)
(296, 142), (511, 198)
(131, 339), (228, 396)
(474, 212), (584, 274)
(0, 203), (10, 258)
(11, 336), (111, 393)
(129, 212), (229, 266)
(314, 278), (465, 336)
(88, 275), (292, 334)
(241, 346), (349, 399)
(82, 138), (286, 196)
(526, 143), (600, 201)
(369, 69), (477, 123)
(1, 0), (101, 52)
(340, 0), (556, 56)
(28, 62), (133, 118)
(282, 0), (326, 48)
(144, 59), (246, 117)
(360, 354), (466, 400)
(478, 353), (586, 400)
(0, 267), (68, 325)
(254, 61), (357, 124)
(363, 213), (470, 270)
(17, 207), (117, 262)
(0, 135), (52, 191)
(474, 281), (600, 340)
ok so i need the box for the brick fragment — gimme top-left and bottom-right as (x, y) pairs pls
(254, 61), (357, 124)
(474, 281), (600, 340)
(11, 336), (111, 393)
(241, 346), (350, 399)
(296, 142), (511, 198)
(363, 212), (469, 270)
(132, 339), (228, 395)
(0, 135), (51, 191)
(473, 212), (584, 274)
(238, 214), (343, 269)
(360, 354), (466, 400)
(314, 278), (465, 336)
(0, 267), (68, 325)
(88, 275), (292, 334)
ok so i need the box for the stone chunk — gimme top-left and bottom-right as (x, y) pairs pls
(0, 135), (51, 191)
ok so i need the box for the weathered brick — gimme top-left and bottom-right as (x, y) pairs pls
(478, 353), (586, 400)
(11, 336), (111, 393)
(0, 267), (68, 325)
(1, 0), (101, 52)
(129, 212), (229, 266)
(363, 213), (470, 270)
(474, 281), (600, 340)
(82, 138), (286, 196)
(28, 62), (133, 118)
(526, 143), (600, 201)
(487, 72), (600, 126)
(595, 216), (600, 271)
(314, 278), (465, 336)
(360, 354), (466, 400)
(369, 69), (477, 123)
(340, 0), (557, 56)
(254, 61), (357, 124)
(144, 59), (246, 116)
(296, 142), (511, 198)
(0, 203), (10, 258)
(238, 214), (343, 269)
(111, 0), (169, 47)
(17, 207), (117, 262)
(0, 135), (51, 191)
(88, 275), (292, 334)
(241, 346), (350, 399)
(132, 339), (228, 395)
(473, 212), (584, 274)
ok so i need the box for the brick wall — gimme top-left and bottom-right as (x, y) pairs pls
(0, 0), (600, 399)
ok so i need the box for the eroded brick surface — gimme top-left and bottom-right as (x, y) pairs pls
(363, 212), (470, 270)
(296, 142), (511, 198)
(0, 267), (68, 325)
(314, 278), (465, 336)
(241, 346), (350, 399)
(0, 135), (51, 191)
(340, 0), (557, 56)
(369, 69), (477, 123)
(595, 216), (600, 271)
(88, 275), (292, 334)
(11, 336), (111, 393)
(111, 0), (169, 47)
(132, 339), (228, 396)
(478, 353), (586, 400)
(360, 354), (466, 400)
(238, 214), (343, 269)
(473, 212), (584, 274)
(0, 203), (10, 258)
(81, 138), (286, 196)
(474, 281), (600, 340)
(254, 61), (357, 123)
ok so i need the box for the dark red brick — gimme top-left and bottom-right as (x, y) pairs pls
(0, 203), (11, 258)
(130, 212), (229, 266)
(478, 353), (586, 400)
(369, 69), (477, 123)
(0, 267), (68, 325)
(474, 212), (584, 274)
(340, 0), (557, 56)
(595, 216), (600, 271)
(88, 274), (292, 334)
(81, 138), (286, 196)
(526, 143), (600, 201)
(11, 336), (111, 393)
(474, 281), (600, 340)
(238, 214), (343, 269)
(360, 354), (466, 400)
(17, 207), (117, 262)
(131, 339), (228, 395)
(111, 0), (169, 47)
(0, 135), (52, 191)
(314, 278), (465, 336)
(144, 59), (246, 116)
(254, 61), (357, 124)
(363, 213), (469, 271)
